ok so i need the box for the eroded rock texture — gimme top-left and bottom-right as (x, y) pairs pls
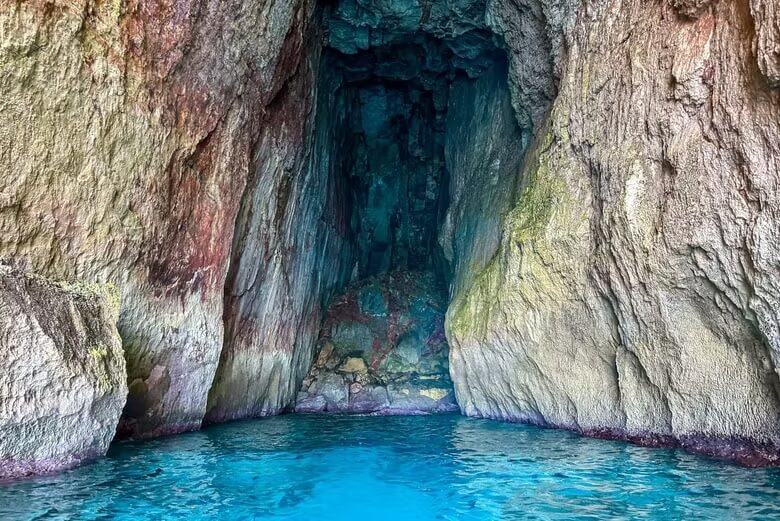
(291, 0), (512, 416)
(3, 0), (780, 470)
(296, 271), (456, 414)
(205, 43), (355, 423)
(0, 0), (335, 437)
(320, 0), (510, 280)
(486, 0), (578, 137)
(439, 61), (524, 296)
(448, 0), (780, 465)
(0, 264), (126, 480)
(751, 0), (780, 87)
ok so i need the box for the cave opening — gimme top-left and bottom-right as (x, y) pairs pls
(295, 1), (525, 414)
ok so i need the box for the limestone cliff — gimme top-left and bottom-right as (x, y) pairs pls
(0, 264), (126, 480)
(448, 0), (780, 465)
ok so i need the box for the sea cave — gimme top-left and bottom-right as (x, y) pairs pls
(1, 0), (780, 518)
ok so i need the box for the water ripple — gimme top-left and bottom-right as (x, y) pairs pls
(1, 414), (779, 520)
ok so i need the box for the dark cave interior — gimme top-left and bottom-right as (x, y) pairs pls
(318, 2), (512, 283)
(292, 1), (525, 414)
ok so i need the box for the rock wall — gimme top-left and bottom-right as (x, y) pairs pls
(3, 0), (780, 470)
(0, 0), (339, 437)
(337, 70), (447, 278)
(486, 0), (579, 138)
(322, 1), (509, 280)
(439, 61), (524, 297)
(205, 43), (356, 423)
(448, 0), (780, 465)
(0, 264), (126, 480)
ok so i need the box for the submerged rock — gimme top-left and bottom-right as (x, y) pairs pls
(0, 265), (127, 480)
(296, 272), (457, 415)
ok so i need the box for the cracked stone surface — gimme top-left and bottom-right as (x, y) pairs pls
(0, 0), (352, 437)
(2, 0), (780, 473)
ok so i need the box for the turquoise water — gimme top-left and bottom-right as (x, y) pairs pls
(2, 414), (779, 520)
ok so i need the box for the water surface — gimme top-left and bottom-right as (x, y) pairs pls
(2, 414), (779, 520)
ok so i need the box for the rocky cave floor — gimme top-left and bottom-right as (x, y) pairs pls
(296, 271), (457, 414)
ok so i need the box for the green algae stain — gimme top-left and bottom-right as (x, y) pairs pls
(89, 344), (109, 360)
(447, 253), (502, 341)
(87, 342), (119, 392)
(75, 0), (127, 65)
(447, 115), (589, 343)
(506, 124), (572, 245)
(507, 169), (559, 244)
(54, 279), (122, 323)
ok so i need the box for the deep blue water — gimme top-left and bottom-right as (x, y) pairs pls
(2, 414), (779, 520)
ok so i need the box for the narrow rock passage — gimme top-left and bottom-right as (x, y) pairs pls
(292, 1), (522, 414)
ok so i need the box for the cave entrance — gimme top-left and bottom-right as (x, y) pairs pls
(295, 1), (523, 415)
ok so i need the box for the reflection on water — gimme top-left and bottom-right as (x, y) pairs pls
(1, 414), (778, 520)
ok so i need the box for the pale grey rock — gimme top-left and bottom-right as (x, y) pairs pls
(439, 62), (524, 297)
(205, 43), (356, 422)
(0, 265), (127, 480)
(385, 381), (458, 414)
(308, 372), (350, 412)
(295, 392), (328, 413)
(350, 385), (391, 413)
(0, 0), (325, 437)
(486, 0), (579, 136)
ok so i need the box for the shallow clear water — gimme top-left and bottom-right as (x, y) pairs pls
(2, 414), (779, 520)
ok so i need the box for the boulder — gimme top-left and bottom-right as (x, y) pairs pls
(0, 265), (127, 480)
(338, 357), (369, 374)
(297, 271), (457, 415)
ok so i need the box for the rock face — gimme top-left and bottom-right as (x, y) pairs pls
(0, 0), (353, 437)
(0, 264), (126, 480)
(448, 0), (780, 465)
(296, 272), (457, 414)
(751, 0), (780, 87)
(439, 61), (525, 297)
(204, 40), (355, 423)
